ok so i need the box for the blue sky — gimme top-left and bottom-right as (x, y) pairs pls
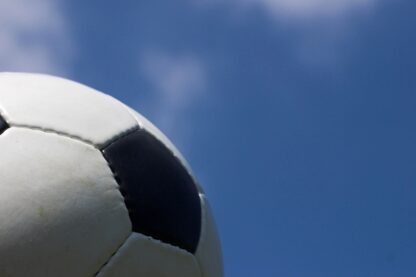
(1, 0), (416, 276)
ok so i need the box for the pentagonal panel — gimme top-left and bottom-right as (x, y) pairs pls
(0, 128), (131, 277)
(102, 129), (201, 254)
(0, 73), (137, 147)
(195, 195), (224, 277)
(96, 233), (201, 277)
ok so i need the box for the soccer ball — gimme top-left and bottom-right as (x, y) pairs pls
(0, 73), (223, 277)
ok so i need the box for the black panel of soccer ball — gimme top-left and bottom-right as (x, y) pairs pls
(102, 129), (201, 254)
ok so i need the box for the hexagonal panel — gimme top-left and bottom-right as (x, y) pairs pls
(0, 128), (131, 276)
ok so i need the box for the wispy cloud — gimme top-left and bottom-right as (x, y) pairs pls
(0, 0), (73, 75)
(195, 0), (379, 67)
(197, 0), (377, 20)
(244, 0), (376, 20)
(139, 50), (207, 134)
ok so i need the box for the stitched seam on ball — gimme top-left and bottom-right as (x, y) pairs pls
(138, 235), (204, 277)
(149, 238), (204, 277)
(100, 125), (140, 150)
(100, 151), (130, 215)
(11, 124), (94, 145)
(100, 146), (132, 239)
(94, 233), (201, 276)
(93, 232), (134, 276)
(0, 106), (10, 134)
(7, 123), (140, 150)
(95, 134), (133, 275)
(120, 102), (145, 129)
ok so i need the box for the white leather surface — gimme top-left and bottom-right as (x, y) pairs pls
(96, 233), (202, 277)
(0, 73), (138, 147)
(195, 195), (224, 277)
(0, 128), (131, 277)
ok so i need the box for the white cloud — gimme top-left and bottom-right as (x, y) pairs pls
(139, 50), (207, 134)
(243, 0), (376, 19)
(0, 0), (73, 75)
(197, 0), (377, 20)
(196, 0), (379, 68)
